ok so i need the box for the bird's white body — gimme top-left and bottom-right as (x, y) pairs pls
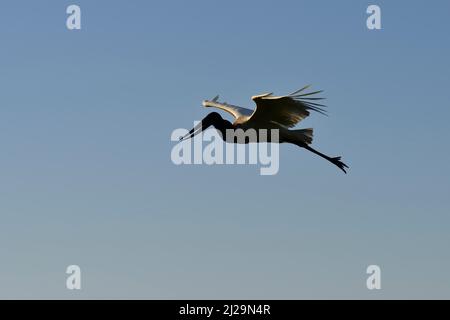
(201, 99), (253, 124)
(202, 86), (325, 145)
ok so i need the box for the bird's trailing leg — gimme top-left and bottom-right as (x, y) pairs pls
(302, 144), (348, 173)
(180, 112), (232, 141)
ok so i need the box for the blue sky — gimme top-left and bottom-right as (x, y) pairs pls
(0, 0), (449, 298)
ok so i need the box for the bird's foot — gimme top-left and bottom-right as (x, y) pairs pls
(330, 156), (348, 174)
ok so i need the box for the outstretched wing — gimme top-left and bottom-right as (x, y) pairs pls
(202, 95), (254, 120)
(248, 86), (327, 128)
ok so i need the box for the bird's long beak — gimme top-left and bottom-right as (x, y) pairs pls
(179, 120), (204, 141)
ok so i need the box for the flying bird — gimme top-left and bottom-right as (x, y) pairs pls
(180, 86), (348, 173)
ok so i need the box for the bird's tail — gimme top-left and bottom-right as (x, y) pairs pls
(288, 128), (314, 145)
